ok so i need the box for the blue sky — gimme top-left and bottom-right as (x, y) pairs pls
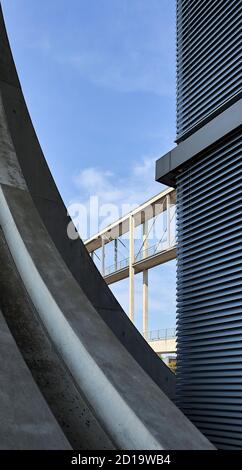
(2, 0), (177, 333)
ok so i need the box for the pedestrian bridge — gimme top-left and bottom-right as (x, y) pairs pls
(85, 188), (177, 334)
(145, 328), (176, 355)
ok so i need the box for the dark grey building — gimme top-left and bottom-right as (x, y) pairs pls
(156, 0), (242, 449)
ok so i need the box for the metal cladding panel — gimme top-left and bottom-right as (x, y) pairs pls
(176, 131), (242, 449)
(176, 0), (242, 142)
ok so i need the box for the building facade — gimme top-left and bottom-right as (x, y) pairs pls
(156, 0), (242, 449)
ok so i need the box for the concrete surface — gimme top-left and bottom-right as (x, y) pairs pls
(0, 308), (71, 450)
(149, 338), (176, 355)
(0, 230), (115, 450)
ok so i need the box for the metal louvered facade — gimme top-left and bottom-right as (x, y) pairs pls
(154, 0), (242, 451)
(176, 130), (242, 449)
(176, 0), (242, 142)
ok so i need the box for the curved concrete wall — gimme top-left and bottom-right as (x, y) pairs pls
(0, 159), (214, 449)
(0, 4), (215, 449)
(0, 306), (71, 449)
(0, 230), (115, 450)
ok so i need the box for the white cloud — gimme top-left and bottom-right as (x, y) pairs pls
(68, 155), (167, 239)
(73, 167), (123, 205)
(70, 155), (164, 211)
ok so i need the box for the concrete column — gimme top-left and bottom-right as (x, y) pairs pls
(114, 239), (118, 271)
(129, 215), (135, 322)
(166, 194), (171, 248)
(101, 237), (105, 276)
(142, 221), (148, 336)
(142, 271), (148, 337)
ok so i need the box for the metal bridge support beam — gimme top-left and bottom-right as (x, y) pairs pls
(114, 239), (118, 271)
(129, 215), (135, 322)
(101, 236), (105, 276)
(142, 220), (149, 336)
(166, 194), (171, 248)
(142, 271), (148, 337)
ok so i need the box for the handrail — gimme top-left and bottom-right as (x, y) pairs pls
(104, 241), (177, 277)
(143, 328), (176, 342)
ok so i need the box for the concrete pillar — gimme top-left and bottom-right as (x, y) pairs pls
(129, 215), (135, 322)
(114, 239), (118, 271)
(101, 237), (105, 276)
(166, 194), (171, 248)
(142, 221), (148, 336)
(142, 271), (148, 337)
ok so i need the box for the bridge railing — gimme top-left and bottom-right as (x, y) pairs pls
(143, 328), (176, 342)
(104, 239), (176, 277)
(104, 256), (129, 276)
(135, 240), (170, 263)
